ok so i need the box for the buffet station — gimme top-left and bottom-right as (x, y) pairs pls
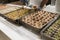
(0, 0), (60, 40)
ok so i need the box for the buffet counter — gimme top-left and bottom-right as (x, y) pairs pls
(0, 4), (59, 40)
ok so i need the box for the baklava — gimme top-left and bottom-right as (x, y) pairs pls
(5, 8), (30, 20)
(44, 18), (60, 40)
(21, 10), (57, 29)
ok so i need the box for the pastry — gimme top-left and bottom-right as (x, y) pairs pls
(44, 18), (60, 40)
(5, 8), (30, 20)
(21, 10), (57, 29)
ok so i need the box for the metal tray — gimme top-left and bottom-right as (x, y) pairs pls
(41, 16), (60, 40)
(0, 6), (21, 14)
(18, 10), (59, 33)
(0, 7), (33, 25)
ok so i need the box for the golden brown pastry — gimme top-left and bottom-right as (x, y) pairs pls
(5, 8), (30, 20)
(22, 10), (57, 29)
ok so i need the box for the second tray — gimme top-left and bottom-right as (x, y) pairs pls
(19, 10), (59, 33)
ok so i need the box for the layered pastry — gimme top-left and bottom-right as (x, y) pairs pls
(44, 18), (60, 40)
(21, 10), (57, 29)
(5, 8), (30, 20)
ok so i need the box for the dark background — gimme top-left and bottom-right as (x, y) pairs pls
(46, 0), (51, 5)
(0, 0), (51, 5)
(0, 0), (19, 3)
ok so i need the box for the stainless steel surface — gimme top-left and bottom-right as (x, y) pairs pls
(0, 17), (42, 40)
(0, 30), (11, 40)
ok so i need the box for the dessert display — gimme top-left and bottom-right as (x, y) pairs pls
(4, 8), (30, 20)
(0, 2), (60, 40)
(21, 10), (58, 29)
(44, 18), (60, 40)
